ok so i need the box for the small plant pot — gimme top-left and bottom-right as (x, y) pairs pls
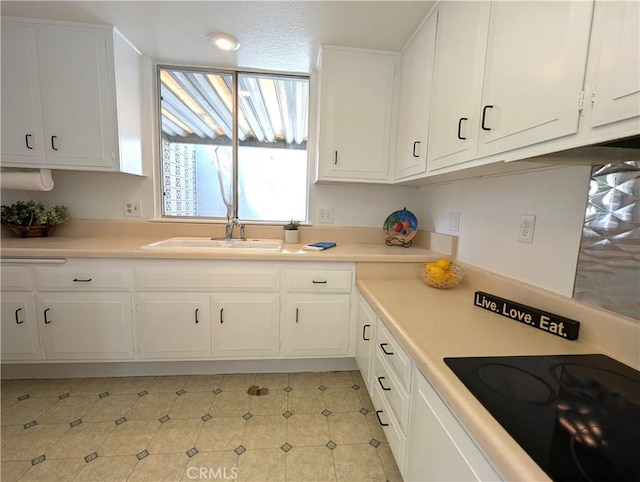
(6, 224), (55, 238)
(284, 230), (299, 244)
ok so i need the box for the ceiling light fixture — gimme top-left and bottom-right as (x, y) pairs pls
(206, 32), (240, 51)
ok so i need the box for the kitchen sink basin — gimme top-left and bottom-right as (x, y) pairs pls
(141, 237), (283, 251)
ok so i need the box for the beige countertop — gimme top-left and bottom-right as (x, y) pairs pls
(356, 272), (639, 482)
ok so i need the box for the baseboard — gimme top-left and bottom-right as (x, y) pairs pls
(0, 357), (359, 379)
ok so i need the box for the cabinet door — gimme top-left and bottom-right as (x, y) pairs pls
(355, 293), (376, 391)
(318, 48), (397, 181)
(586, 0), (640, 129)
(427, 1), (490, 171)
(211, 293), (280, 357)
(405, 369), (501, 481)
(476, 1), (593, 157)
(37, 24), (115, 168)
(0, 21), (45, 164)
(282, 294), (350, 356)
(394, 11), (438, 180)
(37, 293), (134, 360)
(1, 292), (42, 361)
(137, 293), (211, 359)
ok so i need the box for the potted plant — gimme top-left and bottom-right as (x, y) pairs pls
(283, 219), (300, 244)
(1, 200), (70, 238)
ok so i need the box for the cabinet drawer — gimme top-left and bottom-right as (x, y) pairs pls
(1, 267), (34, 291)
(373, 382), (406, 474)
(35, 267), (131, 291)
(135, 268), (279, 292)
(376, 321), (412, 393)
(285, 269), (352, 293)
(374, 349), (411, 434)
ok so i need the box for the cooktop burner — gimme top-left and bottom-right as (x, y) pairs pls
(444, 354), (640, 482)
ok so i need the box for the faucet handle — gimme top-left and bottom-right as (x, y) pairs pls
(239, 224), (246, 240)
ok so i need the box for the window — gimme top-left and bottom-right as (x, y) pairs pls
(158, 66), (309, 222)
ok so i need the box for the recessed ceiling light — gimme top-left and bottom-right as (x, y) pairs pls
(206, 32), (240, 51)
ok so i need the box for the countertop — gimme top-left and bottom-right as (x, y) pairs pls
(356, 275), (633, 482)
(0, 235), (446, 262)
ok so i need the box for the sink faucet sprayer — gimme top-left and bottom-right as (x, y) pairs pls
(224, 216), (246, 241)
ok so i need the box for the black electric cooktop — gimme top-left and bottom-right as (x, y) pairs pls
(444, 354), (640, 482)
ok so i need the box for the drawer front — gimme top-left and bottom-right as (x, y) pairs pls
(373, 382), (407, 474)
(35, 268), (131, 291)
(135, 268), (280, 292)
(376, 321), (412, 393)
(285, 269), (352, 293)
(374, 350), (411, 433)
(1, 267), (34, 291)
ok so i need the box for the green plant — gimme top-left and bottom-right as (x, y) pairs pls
(283, 219), (299, 230)
(1, 200), (70, 227)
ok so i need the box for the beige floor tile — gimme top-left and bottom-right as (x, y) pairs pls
(125, 392), (178, 421)
(168, 392), (215, 419)
(377, 442), (403, 482)
(359, 388), (375, 412)
(365, 411), (388, 443)
(74, 454), (138, 482)
(73, 377), (118, 397)
(147, 418), (203, 454)
(82, 394), (139, 422)
(147, 375), (189, 393)
(287, 372), (321, 389)
(29, 378), (84, 398)
(249, 390), (288, 416)
(46, 421), (115, 459)
(323, 387), (362, 413)
(220, 373), (257, 391)
(1, 397), (19, 411)
(0, 423), (69, 461)
(211, 390), (251, 417)
(332, 443), (387, 482)
(351, 370), (365, 388)
(0, 459), (31, 482)
(243, 415), (287, 450)
(181, 450), (239, 482)
(183, 375), (223, 392)
(0, 396), (58, 426)
(285, 445), (337, 482)
(327, 412), (372, 445)
(286, 413), (330, 447)
(1, 380), (46, 399)
(236, 448), (285, 482)
(287, 388), (325, 414)
(320, 371), (354, 388)
(128, 452), (189, 482)
(36, 395), (95, 424)
(18, 457), (85, 482)
(98, 419), (160, 456)
(255, 373), (289, 389)
(196, 416), (245, 452)
(109, 377), (155, 395)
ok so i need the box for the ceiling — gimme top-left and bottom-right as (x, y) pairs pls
(1, 1), (435, 73)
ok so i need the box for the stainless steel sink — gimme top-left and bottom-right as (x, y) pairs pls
(141, 237), (283, 251)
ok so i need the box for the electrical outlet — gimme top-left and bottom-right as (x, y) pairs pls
(124, 200), (142, 217)
(319, 207), (334, 224)
(449, 212), (460, 232)
(518, 214), (536, 243)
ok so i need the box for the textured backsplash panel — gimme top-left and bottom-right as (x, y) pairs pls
(574, 161), (640, 320)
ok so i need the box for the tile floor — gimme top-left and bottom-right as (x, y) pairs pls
(0, 370), (402, 481)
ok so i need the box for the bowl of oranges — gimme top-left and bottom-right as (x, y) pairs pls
(420, 258), (464, 289)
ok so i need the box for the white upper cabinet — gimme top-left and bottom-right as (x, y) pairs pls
(476, 1), (593, 158)
(316, 46), (399, 183)
(1, 18), (144, 175)
(426, 1), (490, 171)
(394, 11), (438, 180)
(582, 0), (640, 137)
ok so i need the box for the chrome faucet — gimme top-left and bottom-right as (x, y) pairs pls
(225, 216), (246, 241)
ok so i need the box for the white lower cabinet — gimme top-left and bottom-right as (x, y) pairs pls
(1, 292), (42, 361)
(36, 292), (134, 360)
(211, 292), (280, 357)
(405, 368), (501, 481)
(355, 293), (376, 391)
(136, 292), (211, 359)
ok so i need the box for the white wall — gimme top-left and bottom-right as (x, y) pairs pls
(414, 165), (592, 297)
